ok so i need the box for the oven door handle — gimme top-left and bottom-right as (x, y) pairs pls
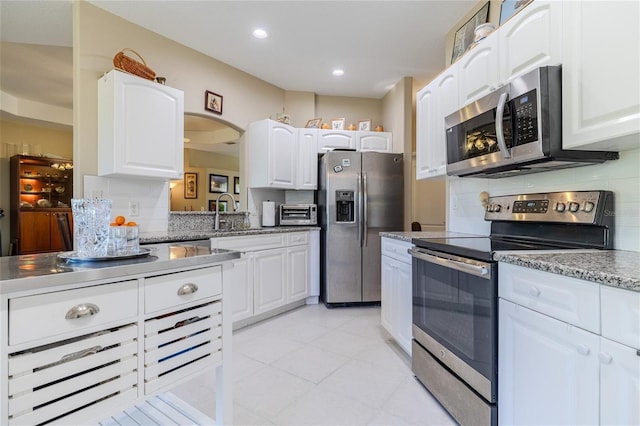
(408, 248), (491, 279)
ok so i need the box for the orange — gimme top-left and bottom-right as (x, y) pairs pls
(126, 221), (137, 226)
(115, 215), (126, 225)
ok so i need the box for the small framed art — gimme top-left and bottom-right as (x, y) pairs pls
(234, 176), (240, 194)
(358, 120), (372, 131)
(305, 118), (322, 128)
(209, 200), (228, 212)
(331, 118), (345, 130)
(184, 172), (197, 199)
(209, 174), (228, 193)
(205, 90), (223, 115)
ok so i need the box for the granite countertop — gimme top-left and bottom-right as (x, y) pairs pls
(0, 242), (241, 295)
(494, 250), (640, 292)
(140, 226), (320, 244)
(379, 231), (485, 243)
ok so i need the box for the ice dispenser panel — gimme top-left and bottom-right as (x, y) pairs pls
(336, 190), (354, 223)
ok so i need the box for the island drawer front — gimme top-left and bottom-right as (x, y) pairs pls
(499, 263), (600, 333)
(381, 237), (411, 264)
(7, 324), (138, 426)
(287, 231), (309, 246)
(144, 266), (222, 314)
(601, 285), (640, 349)
(144, 301), (223, 394)
(9, 280), (138, 347)
(211, 233), (287, 251)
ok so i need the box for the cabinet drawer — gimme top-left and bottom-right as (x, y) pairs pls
(601, 285), (640, 349)
(287, 231), (309, 246)
(144, 266), (222, 314)
(212, 233), (286, 251)
(499, 263), (600, 333)
(9, 280), (138, 346)
(381, 237), (411, 264)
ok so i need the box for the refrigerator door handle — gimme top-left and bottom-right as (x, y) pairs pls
(363, 172), (368, 247)
(357, 172), (363, 247)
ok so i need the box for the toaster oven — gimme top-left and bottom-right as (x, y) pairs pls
(279, 204), (317, 225)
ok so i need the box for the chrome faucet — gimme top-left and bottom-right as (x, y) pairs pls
(214, 192), (237, 230)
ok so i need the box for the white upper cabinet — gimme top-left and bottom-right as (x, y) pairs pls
(459, 32), (499, 105)
(247, 119), (297, 189)
(416, 64), (458, 179)
(562, 0), (640, 151)
(98, 70), (184, 179)
(356, 131), (393, 153)
(316, 129), (356, 152)
(297, 128), (318, 190)
(498, 0), (562, 83)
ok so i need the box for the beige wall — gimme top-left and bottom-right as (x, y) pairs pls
(315, 96), (383, 131)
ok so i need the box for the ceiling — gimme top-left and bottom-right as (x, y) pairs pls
(1, 0), (476, 155)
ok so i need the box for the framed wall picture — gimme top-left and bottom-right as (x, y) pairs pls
(358, 120), (372, 131)
(234, 176), (240, 194)
(451, 1), (490, 64)
(499, 0), (532, 25)
(305, 118), (322, 128)
(209, 200), (228, 212)
(204, 90), (223, 115)
(184, 172), (197, 199)
(209, 173), (228, 193)
(331, 118), (345, 130)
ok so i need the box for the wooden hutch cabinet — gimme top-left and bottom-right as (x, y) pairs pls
(9, 155), (73, 254)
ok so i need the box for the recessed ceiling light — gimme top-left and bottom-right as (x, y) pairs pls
(252, 28), (268, 39)
(332, 69), (345, 77)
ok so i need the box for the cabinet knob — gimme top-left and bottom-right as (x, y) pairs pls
(576, 344), (591, 356)
(529, 287), (541, 297)
(65, 303), (100, 319)
(177, 282), (199, 296)
(598, 352), (613, 364)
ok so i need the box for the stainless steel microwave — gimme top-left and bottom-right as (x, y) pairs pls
(279, 204), (317, 226)
(444, 66), (618, 178)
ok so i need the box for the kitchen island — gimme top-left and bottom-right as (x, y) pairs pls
(0, 243), (240, 425)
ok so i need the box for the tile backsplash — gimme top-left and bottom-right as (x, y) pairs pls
(448, 148), (640, 252)
(83, 175), (169, 233)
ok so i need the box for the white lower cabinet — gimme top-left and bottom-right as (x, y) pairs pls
(499, 263), (640, 425)
(380, 237), (412, 355)
(212, 231), (313, 328)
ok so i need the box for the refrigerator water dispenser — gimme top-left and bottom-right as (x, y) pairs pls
(335, 190), (354, 222)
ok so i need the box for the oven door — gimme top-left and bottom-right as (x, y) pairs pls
(409, 247), (498, 403)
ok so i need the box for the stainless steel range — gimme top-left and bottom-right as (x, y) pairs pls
(409, 190), (614, 426)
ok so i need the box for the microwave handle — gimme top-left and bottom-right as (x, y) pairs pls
(495, 92), (511, 158)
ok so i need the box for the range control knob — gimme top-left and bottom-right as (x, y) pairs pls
(555, 202), (566, 212)
(568, 202), (580, 213)
(583, 201), (595, 212)
(493, 204), (502, 213)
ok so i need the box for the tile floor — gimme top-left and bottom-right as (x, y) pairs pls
(172, 304), (456, 425)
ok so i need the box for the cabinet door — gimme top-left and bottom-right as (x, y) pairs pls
(499, 0), (562, 83)
(98, 70), (184, 179)
(268, 123), (297, 188)
(19, 212), (51, 253)
(380, 255), (395, 335)
(297, 128), (318, 190)
(228, 255), (254, 324)
(562, 1), (640, 151)
(49, 212), (72, 252)
(287, 245), (309, 302)
(394, 260), (412, 356)
(253, 248), (287, 315)
(357, 132), (393, 153)
(458, 33), (499, 106)
(316, 130), (356, 152)
(599, 337), (640, 426)
(499, 299), (599, 425)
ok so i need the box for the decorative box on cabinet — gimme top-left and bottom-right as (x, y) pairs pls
(9, 155), (74, 254)
(562, 0), (640, 151)
(98, 70), (184, 179)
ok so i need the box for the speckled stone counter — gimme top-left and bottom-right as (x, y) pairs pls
(140, 226), (320, 244)
(495, 251), (640, 292)
(379, 231), (484, 243)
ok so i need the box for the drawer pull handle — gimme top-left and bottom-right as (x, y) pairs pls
(577, 344), (590, 356)
(61, 345), (103, 363)
(529, 287), (541, 297)
(598, 352), (613, 364)
(177, 283), (198, 295)
(65, 303), (100, 319)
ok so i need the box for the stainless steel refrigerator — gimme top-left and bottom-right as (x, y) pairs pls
(318, 151), (404, 306)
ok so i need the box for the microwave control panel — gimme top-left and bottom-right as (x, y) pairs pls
(512, 89), (538, 145)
